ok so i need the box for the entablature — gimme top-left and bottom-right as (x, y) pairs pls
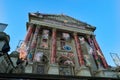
(27, 19), (94, 35)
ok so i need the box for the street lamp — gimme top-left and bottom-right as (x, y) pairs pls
(0, 23), (10, 54)
(0, 23), (8, 32)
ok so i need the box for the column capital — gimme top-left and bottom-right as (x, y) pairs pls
(35, 25), (41, 31)
(86, 34), (91, 38)
(36, 24), (41, 28)
(52, 28), (56, 31)
(26, 23), (33, 31)
(91, 35), (96, 38)
(28, 23), (34, 27)
(73, 32), (77, 36)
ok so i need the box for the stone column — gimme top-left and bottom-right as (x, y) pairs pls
(48, 29), (59, 75)
(24, 24), (33, 44)
(86, 35), (100, 68)
(91, 36), (117, 78)
(74, 33), (91, 76)
(30, 26), (40, 49)
(50, 29), (57, 64)
(92, 36), (108, 68)
(73, 33), (84, 66)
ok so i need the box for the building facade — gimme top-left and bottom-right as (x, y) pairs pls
(14, 12), (119, 78)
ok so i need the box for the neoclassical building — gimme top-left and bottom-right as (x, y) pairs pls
(12, 12), (119, 78)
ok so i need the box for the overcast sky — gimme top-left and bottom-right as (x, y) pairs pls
(0, 0), (120, 66)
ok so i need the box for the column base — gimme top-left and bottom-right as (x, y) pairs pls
(94, 69), (118, 78)
(75, 65), (91, 76)
(25, 64), (33, 73)
(47, 64), (59, 75)
(117, 72), (120, 78)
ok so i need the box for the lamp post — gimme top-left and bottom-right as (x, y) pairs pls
(0, 23), (7, 32)
(0, 23), (10, 53)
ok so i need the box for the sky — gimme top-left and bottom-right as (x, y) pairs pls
(0, 0), (120, 67)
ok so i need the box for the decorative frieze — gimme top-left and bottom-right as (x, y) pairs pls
(30, 20), (94, 35)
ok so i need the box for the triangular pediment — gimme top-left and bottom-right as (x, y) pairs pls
(29, 12), (96, 32)
(29, 12), (88, 26)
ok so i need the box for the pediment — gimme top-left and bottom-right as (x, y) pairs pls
(29, 12), (96, 31)
(29, 12), (88, 26)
